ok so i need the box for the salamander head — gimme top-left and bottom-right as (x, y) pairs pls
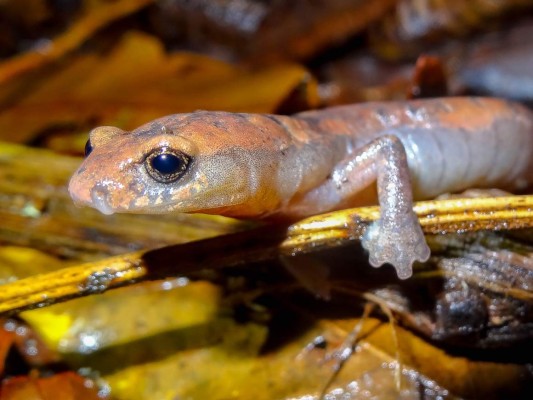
(68, 112), (284, 216)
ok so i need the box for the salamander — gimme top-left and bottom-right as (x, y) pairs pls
(68, 97), (533, 279)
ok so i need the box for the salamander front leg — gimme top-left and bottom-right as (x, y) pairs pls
(296, 134), (430, 279)
(361, 135), (430, 279)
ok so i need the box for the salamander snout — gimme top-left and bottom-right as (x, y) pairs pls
(89, 184), (115, 215)
(68, 172), (122, 215)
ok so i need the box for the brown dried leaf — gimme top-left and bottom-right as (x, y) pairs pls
(0, 329), (15, 376)
(0, 32), (317, 146)
(0, 0), (154, 85)
(152, 0), (397, 63)
(370, 0), (533, 60)
(17, 283), (532, 399)
(0, 372), (105, 400)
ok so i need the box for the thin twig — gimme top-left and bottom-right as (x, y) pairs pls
(0, 195), (532, 315)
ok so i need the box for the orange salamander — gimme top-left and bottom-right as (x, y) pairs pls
(69, 97), (533, 279)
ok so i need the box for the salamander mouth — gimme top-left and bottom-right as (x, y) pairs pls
(90, 185), (115, 215)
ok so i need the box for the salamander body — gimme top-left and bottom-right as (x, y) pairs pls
(69, 97), (533, 279)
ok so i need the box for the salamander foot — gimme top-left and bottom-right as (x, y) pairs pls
(361, 213), (430, 279)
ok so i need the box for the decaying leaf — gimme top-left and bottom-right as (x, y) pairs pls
(0, 372), (106, 400)
(0, 317), (105, 400)
(370, 0), (533, 60)
(0, 32), (317, 147)
(0, 0), (155, 85)
(151, 0), (398, 63)
(319, 21), (533, 105)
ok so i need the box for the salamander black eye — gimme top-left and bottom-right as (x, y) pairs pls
(145, 148), (191, 183)
(84, 139), (93, 157)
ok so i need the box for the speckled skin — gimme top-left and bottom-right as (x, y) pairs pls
(69, 97), (533, 279)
